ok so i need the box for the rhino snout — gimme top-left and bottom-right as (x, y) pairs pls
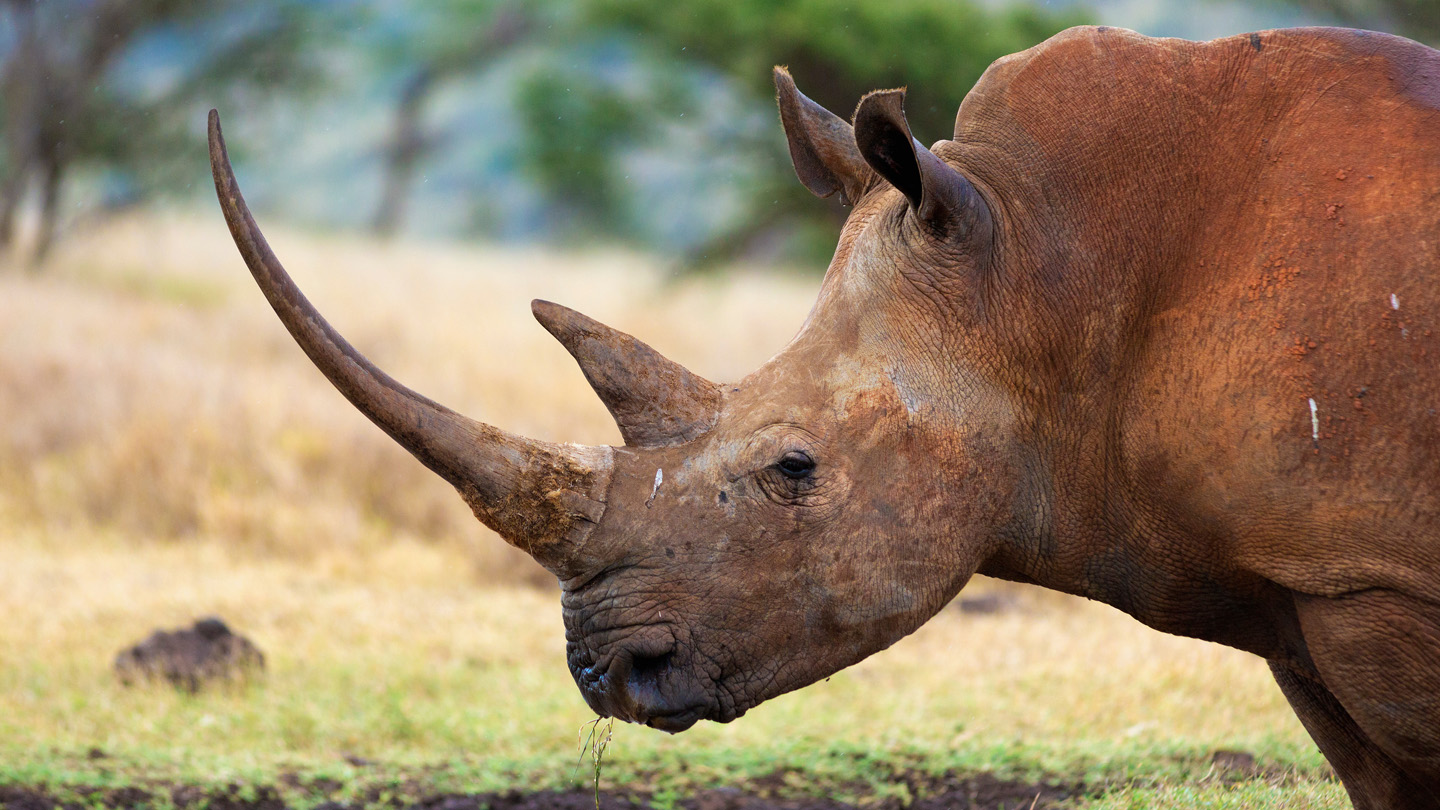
(567, 627), (713, 733)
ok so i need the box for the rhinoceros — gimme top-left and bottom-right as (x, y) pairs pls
(209, 25), (1440, 809)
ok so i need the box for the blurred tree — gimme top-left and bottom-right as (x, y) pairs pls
(531, 0), (1092, 265)
(368, 2), (533, 236)
(0, 0), (327, 266)
(1282, 0), (1438, 44)
(590, 0), (1087, 155)
(508, 35), (699, 244)
(354, 0), (713, 247)
(512, 62), (651, 239)
(355, 0), (1086, 265)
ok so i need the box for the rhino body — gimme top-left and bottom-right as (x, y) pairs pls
(209, 26), (1440, 809)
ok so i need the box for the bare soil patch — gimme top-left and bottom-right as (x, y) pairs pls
(0, 771), (1083, 810)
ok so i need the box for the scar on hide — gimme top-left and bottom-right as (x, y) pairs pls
(1309, 397), (1320, 452)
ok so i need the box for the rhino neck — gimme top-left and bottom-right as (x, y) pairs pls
(972, 427), (1298, 660)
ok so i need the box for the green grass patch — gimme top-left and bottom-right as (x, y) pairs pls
(0, 538), (1339, 808)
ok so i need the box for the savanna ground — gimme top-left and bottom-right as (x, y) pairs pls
(0, 215), (1348, 808)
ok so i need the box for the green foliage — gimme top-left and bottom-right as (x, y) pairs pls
(81, 2), (337, 197)
(513, 62), (653, 239)
(589, 0), (1089, 145)
(0, 0), (339, 222)
(1277, 0), (1439, 45)
(537, 0), (1092, 266)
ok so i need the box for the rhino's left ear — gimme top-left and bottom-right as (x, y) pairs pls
(853, 89), (988, 236)
(775, 67), (875, 205)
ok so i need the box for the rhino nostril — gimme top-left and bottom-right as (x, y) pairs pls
(629, 651), (672, 689)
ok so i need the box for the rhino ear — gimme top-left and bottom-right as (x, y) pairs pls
(852, 89), (988, 235)
(532, 300), (721, 448)
(774, 67), (875, 205)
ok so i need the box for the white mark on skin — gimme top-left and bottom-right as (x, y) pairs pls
(646, 467), (663, 508)
(1309, 398), (1320, 445)
(1391, 293), (1400, 310)
(885, 369), (926, 419)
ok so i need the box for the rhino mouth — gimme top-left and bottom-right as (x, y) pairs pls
(565, 621), (739, 733)
(640, 705), (708, 733)
(568, 647), (716, 732)
(624, 652), (712, 732)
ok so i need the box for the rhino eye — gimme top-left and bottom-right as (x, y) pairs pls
(776, 451), (815, 479)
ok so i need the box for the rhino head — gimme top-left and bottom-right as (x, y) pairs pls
(209, 69), (1024, 732)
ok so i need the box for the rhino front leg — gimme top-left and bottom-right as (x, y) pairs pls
(1271, 586), (1440, 810)
(1269, 660), (1433, 808)
(1294, 591), (1440, 801)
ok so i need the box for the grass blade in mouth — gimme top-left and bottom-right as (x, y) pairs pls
(577, 716), (614, 810)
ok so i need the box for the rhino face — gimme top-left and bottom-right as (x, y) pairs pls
(559, 343), (1019, 730)
(209, 68), (1022, 732)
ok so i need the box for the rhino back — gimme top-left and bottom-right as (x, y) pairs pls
(951, 26), (1440, 603)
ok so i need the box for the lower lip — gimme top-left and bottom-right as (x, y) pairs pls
(643, 707), (705, 733)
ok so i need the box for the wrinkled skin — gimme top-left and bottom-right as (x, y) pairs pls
(213, 26), (1440, 810)
(558, 249), (1022, 729)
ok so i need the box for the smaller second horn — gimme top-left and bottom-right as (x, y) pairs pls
(533, 301), (721, 447)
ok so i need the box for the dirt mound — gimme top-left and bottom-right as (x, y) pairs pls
(114, 616), (264, 692)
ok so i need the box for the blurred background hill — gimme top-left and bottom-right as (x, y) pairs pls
(0, 0), (1433, 270)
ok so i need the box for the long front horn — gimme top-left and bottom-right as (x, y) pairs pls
(208, 110), (610, 573)
(531, 300), (720, 447)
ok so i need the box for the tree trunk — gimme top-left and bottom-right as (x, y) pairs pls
(370, 68), (435, 237)
(368, 6), (531, 236)
(30, 151), (61, 267)
(0, 0), (38, 255)
(0, 162), (27, 251)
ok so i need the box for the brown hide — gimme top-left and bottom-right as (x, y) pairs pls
(214, 26), (1440, 810)
(955, 29), (1440, 604)
(947, 27), (1440, 806)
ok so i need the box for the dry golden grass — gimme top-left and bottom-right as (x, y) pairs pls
(0, 532), (1331, 790)
(0, 214), (1341, 806)
(0, 212), (817, 584)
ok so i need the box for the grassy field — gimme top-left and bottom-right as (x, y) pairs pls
(0, 215), (1346, 808)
